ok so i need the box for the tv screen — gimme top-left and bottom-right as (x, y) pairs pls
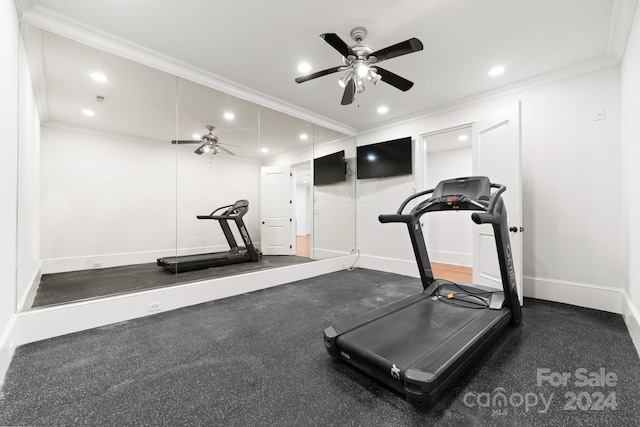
(357, 137), (412, 179)
(314, 150), (346, 186)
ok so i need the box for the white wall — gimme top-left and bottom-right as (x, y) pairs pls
(40, 125), (260, 273)
(17, 33), (41, 311)
(621, 3), (640, 353)
(357, 66), (624, 313)
(0, 0), (20, 383)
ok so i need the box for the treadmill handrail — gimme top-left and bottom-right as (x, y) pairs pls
(487, 183), (506, 213)
(387, 182), (506, 220)
(197, 201), (249, 220)
(403, 182), (507, 219)
(208, 204), (234, 217)
(396, 189), (435, 214)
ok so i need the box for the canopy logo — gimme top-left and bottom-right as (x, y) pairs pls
(463, 367), (618, 416)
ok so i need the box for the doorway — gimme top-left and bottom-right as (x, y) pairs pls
(292, 161), (312, 258)
(420, 125), (473, 282)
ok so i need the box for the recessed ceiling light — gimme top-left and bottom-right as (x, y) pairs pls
(488, 66), (505, 77)
(261, 147), (269, 153)
(82, 109), (95, 116)
(223, 112), (235, 120)
(458, 135), (469, 141)
(297, 62), (312, 73)
(192, 134), (201, 139)
(299, 133), (309, 141)
(377, 106), (389, 114)
(90, 72), (107, 83)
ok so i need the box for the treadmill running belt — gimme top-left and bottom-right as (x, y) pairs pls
(337, 297), (509, 377)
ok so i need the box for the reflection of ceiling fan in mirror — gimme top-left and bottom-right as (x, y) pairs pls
(295, 27), (423, 105)
(171, 125), (240, 156)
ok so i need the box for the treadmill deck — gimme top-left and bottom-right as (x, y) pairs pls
(326, 288), (511, 407)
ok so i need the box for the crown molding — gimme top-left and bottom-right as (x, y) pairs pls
(19, 5), (357, 137)
(608, 0), (638, 61)
(18, 1), (634, 139)
(357, 54), (620, 136)
(14, 0), (36, 18)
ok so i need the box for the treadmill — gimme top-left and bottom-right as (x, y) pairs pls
(323, 176), (522, 408)
(157, 199), (261, 273)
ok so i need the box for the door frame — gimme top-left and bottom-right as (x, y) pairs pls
(417, 105), (522, 304)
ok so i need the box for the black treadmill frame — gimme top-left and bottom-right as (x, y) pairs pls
(323, 176), (522, 408)
(157, 199), (261, 273)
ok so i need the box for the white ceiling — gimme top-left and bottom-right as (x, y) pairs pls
(18, 0), (634, 136)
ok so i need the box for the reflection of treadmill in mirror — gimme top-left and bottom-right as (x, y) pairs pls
(323, 176), (522, 408)
(157, 199), (261, 273)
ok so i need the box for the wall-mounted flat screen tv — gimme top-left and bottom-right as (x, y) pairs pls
(314, 150), (346, 186)
(356, 137), (412, 179)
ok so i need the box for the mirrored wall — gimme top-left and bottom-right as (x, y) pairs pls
(17, 25), (356, 311)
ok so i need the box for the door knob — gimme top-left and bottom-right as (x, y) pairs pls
(509, 226), (518, 232)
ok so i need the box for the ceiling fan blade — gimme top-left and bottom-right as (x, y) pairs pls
(218, 142), (241, 148)
(375, 67), (414, 92)
(172, 140), (201, 145)
(218, 145), (236, 156)
(340, 79), (356, 105)
(320, 33), (355, 58)
(295, 66), (345, 84)
(194, 143), (207, 155)
(370, 38), (423, 63)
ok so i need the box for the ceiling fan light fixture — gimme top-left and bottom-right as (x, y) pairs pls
(356, 62), (369, 78)
(368, 70), (382, 85)
(338, 69), (354, 88)
(203, 144), (211, 153)
(296, 27), (423, 105)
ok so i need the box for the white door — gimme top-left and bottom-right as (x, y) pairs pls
(472, 102), (523, 303)
(260, 166), (293, 255)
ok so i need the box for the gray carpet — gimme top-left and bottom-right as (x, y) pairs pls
(32, 255), (311, 308)
(2, 269), (639, 426)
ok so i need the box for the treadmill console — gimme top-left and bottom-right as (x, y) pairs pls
(432, 176), (491, 201)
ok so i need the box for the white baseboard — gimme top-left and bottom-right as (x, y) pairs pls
(15, 254), (356, 346)
(41, 245), (233, 274)
(360, 255), (625, 315)
(17, 261), (41, 311)
(523, 276), (623, 314)
(0, 314), (17, 388)
(621, 291), (640, 359)
(312, 248), (352, 260)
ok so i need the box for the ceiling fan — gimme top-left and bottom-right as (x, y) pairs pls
(295, 27), (423, 105)
(171, 125), (239, 156)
